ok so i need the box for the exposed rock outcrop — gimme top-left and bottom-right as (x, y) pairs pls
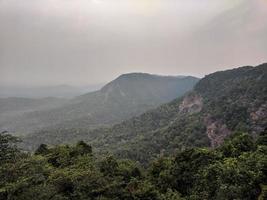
(250, 104), (267, 121)
(250, 103), (267, 134)
(204, 116), (231, 148)
(179, 93), (203, 114)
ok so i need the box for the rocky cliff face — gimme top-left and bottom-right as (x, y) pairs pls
(178, 93), (231, 147)
(179, 93), (203, 114)
(250, 103), (267, 135)
(204, 116), (231, 147)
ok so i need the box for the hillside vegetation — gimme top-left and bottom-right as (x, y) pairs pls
(0, 74), (198, 134)
(22, 64), (267, 164)
(1, 130), (267, 200)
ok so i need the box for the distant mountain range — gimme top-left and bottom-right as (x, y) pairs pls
(0, 84), (104, 99)
(21, 63), (267, 163)
(0, 73), (198, 134)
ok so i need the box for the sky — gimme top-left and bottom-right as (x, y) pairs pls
(0, 0), (266, 86)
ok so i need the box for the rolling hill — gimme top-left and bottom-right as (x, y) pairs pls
(1, 73), (198, 134)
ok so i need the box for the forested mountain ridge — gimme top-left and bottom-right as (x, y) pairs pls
(107, 63), (267, 162)
(79, 73), (196, 105)
(1, 74), (198, 134)
(22, 63), (267, 163)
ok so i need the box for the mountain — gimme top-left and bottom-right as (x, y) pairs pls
(1, 74), (198, 134)
(78, 73), (197, 105)
(22, 63), (267, 163)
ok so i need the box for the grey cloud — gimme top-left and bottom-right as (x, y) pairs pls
(0, 0), (266, 86)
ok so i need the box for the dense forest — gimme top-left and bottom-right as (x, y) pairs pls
(22, 64), (267, 164)
(1, 130), (267, 200)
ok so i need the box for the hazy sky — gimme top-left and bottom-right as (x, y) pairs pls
(0, 0), (266, 86)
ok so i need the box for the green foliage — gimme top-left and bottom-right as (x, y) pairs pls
(171, 148), (218, 196)
(258, 184), (267, 200)
(35, 144), (49, 155)
(257, 129), (267, 146)
(0, 155), (52, 200)
(0, 132), (20, 165)
(75, 141), (92, 155)
(1, 132), (266, 199)
(160, 189), (185, 200)
(219, 132), (256, 157)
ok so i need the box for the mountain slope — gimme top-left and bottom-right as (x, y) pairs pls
(104, 63), (266, 163)
(2, 74), (198, 134)
(22, 63), (267, 163)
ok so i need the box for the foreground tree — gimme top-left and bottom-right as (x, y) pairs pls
(0, 131), (266, 199)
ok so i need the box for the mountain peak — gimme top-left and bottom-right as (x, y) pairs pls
(116, 73), (190, 80)
(105, 73), (196, 89)
(115, 73), (165, 81)
(99, 73), (199, 102)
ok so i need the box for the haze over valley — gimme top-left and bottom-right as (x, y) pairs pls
(0, 74), (198, 134)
